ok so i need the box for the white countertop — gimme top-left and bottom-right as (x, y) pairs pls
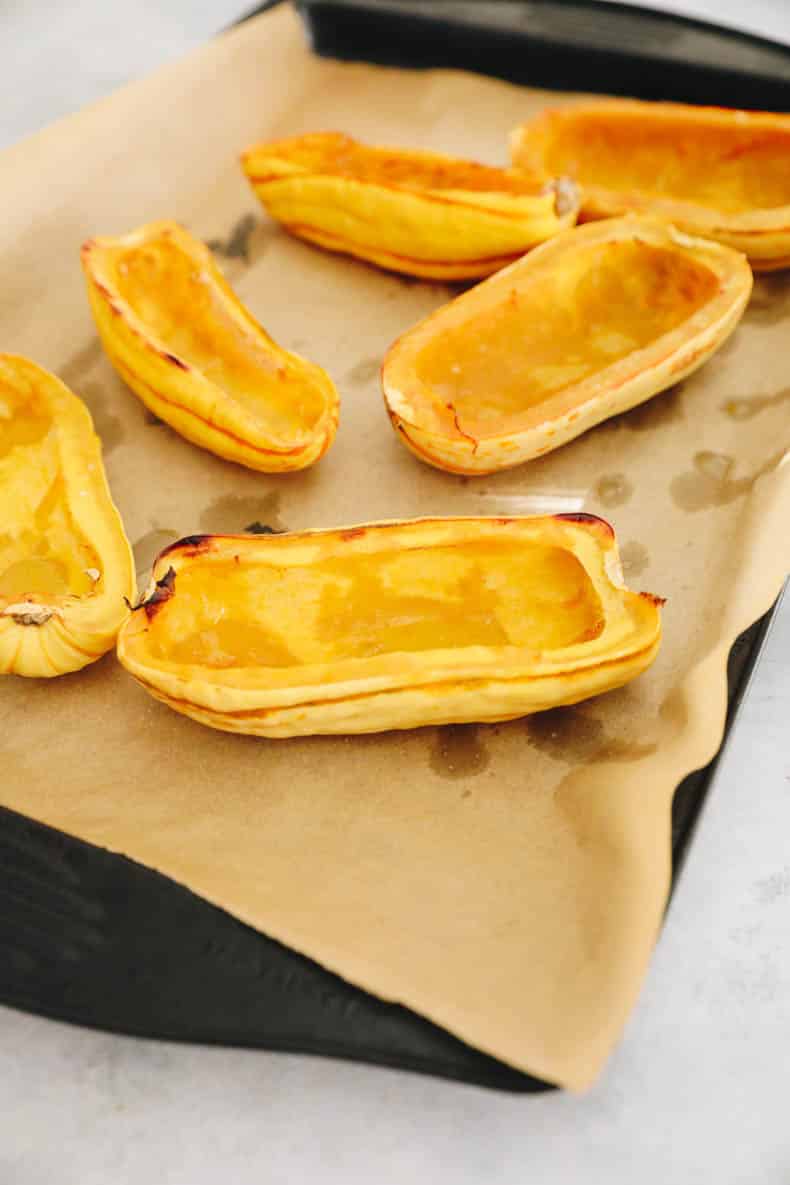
(2, 3), (788, 1181)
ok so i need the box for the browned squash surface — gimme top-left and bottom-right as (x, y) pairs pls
(111, 236), (327, 439)
(83, 222), (339, 472)
(414, 240), (718, 432)
(512, 101), (790, 269)
(117, 516), (662, 738)
(383, 218), (752, 474)
(242, 132), (579, 279)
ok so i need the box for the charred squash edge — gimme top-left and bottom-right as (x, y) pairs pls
(116, 515), (662, 737)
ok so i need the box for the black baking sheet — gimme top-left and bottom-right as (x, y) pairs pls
(0, 606), (776, 1092)
(0, 0), (784, 1092)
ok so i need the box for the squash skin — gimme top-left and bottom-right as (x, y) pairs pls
(82, 221), (339, 473)
(241, 132), (579, 279)
(382, 217), (752, 476)
(0, 355), (135, 677)
(116, 515), (662, 738)
(511, 101), (790, 270)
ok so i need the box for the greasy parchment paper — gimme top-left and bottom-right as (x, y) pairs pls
(1, 4), (789, 1091)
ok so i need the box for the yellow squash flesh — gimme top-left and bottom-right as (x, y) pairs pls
(512, 101), (790, 270)
(82, 221), (339, 472)
(382, 217), (752, 475)
(116, 515), (662, 738)
(241, 132), (579, 279)
(0, 355), (135, 677)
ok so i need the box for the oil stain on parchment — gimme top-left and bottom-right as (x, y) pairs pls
(659, 687), (688, 733)
(346, 357), (381, 386)
(620, 540), (650, 579)
(206, 212), (264, 266)
(133, 528), (180, 579)
(428, 698), (660, 779)
(199, 491), (287, 534)
(58, 339), (105, 388)
(722, 387), (790, 421)
(603, 383), (685, 432)
(594, 737), (657, 762)
(670, 450), (786, 512)
(527, 708), (605, 762)
(526, 705), (656, 765)
(594, 473), (633, 508)
(58, 340), (125, 452)
(77, 380), (125, 454)
(429, 724), (490, 780)
(744, 274), (790, 327)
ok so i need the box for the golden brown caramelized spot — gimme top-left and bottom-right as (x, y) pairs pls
(109, 238), (327, 437)
(543, 116), (790, 213)
(414, 241), (718, 437)
(150, 540), (604, 670)
(268, 133), (547, 196)
(0, 389), (102, 607)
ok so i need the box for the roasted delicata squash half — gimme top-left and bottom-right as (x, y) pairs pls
(0, 355), (134, 677)
(82, 221), (339, 472)
(512, 101), (790, 270)
(241, 131), (579, 279)
(116, 515), (662, 738)
(383, 217), (752, 475)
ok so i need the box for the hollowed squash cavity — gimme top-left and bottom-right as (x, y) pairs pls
(0, 355), (134, 677)
(512, 101), (790, 269)
(82, 221), (339, 472)
(117, 515), (662, 738)
(383, 218), (751, 474)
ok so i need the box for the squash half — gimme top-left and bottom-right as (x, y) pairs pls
(116, 515), (662, 738)
(82, 221), (339, 472)
(382, 217), (751, 475)
(241, 132), (579, 279)
(0, 355), (134, 677)
(512, 101), (790, 270)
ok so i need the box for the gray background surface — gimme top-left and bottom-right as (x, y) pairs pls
(1, 2), (788, 1181)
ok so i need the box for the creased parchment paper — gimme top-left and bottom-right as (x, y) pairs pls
(1, 4), (788, 1090)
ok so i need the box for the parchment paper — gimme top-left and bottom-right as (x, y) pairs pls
(1, 4), (788, 1090)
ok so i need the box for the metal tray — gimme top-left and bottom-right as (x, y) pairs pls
(296, 0), (790, 109)
(0, 606), (775, 1092)
(0, 0), (783, 1092)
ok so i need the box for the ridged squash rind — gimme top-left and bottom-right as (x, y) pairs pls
(82, 221), (339, 473)
(0, 355), (135, 677)
(241, 132), (579, 279)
